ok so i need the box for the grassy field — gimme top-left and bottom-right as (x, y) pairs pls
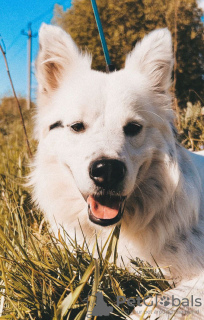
(0, 97), (203, 319)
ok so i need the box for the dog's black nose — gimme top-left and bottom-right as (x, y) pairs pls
(89, 159), (126, 188)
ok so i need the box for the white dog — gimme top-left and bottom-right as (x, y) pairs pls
(30, 24), (204, 319)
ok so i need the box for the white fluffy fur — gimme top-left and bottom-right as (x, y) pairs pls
(30, 24), (204, 319)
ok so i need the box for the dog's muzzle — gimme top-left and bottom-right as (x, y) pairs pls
(87, 159), (127, 226)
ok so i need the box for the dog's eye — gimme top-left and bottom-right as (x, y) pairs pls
(123, 122), (143, 137)
(70, 122), (85, 133)
(49, 121), (64, 130)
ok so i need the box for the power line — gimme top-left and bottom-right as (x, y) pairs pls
(9, 42), (26, 60)
(30, 0), (71, 25)
(1, 0), (72, 106)
(6, 0), (71, 55)
(7, 33), (21, 51)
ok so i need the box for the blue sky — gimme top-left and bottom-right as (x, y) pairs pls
(0, 0), (204, 101)
(0, 0), (71, 101)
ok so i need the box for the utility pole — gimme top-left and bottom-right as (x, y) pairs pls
(22, 23), (37, 110)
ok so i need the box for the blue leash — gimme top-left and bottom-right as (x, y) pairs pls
(90, 0), (115, 72)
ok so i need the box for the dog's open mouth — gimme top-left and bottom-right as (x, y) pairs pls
(87, 195), (126, 226)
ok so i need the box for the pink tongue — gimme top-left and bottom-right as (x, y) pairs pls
(87, 196), (120, 219)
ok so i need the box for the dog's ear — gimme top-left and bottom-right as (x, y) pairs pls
(125, 28), (173, 93)
(36, 24), (91, 94)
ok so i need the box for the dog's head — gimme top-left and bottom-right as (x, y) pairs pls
(33, 24), (175, 229)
